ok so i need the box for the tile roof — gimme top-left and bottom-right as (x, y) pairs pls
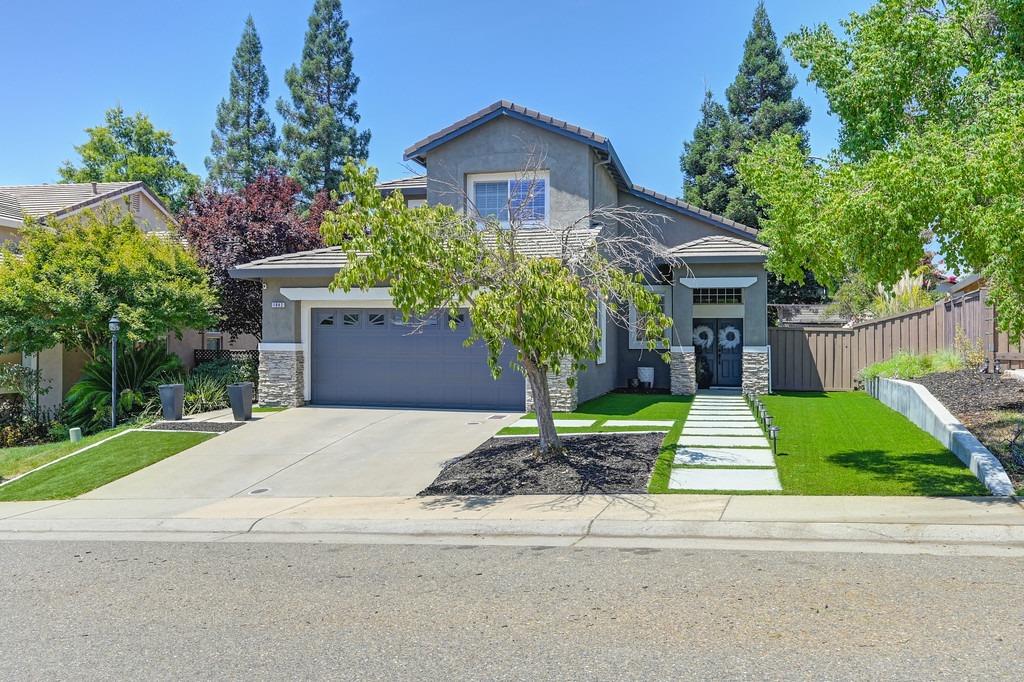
(231, 228), (600, 277)
(627, 187), (759, 238)
(668, 234), (768, 258)
(376, 175), (427, 192)
(0, 182), (141, 220)
(0, 191), (21, 222)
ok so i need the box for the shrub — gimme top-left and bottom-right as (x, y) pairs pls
(0, 401), (64, 448)
(191, 356), (257, 388)
(65, 343), (183, 433)
(184, 373), (228, 414)
(954, 326), (987, 368)
(872, 270), (935, 317)
(860, 350), (966, 381)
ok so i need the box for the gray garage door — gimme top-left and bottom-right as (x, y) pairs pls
(310, 308), (525, 410)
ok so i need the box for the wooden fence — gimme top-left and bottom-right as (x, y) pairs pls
(769, 288), (1023, 391)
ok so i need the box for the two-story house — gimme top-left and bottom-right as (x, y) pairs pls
(231, 101), (770, 410)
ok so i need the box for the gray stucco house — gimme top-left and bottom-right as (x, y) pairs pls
(231, 101), (770, 411)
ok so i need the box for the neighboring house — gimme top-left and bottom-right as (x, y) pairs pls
(770, 304), (850, 327)
(0, 182), (253, 409)
(232, 101), (770, 410)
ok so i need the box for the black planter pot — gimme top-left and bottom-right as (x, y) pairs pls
(158, 384), (184, 421)
(227, 382), (254, 422)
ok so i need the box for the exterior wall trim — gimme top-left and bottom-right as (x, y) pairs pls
(743, 346), (769, 353)
(258, 342), (303, 351)
(670, 345), (695, 353)
(678, 277), (758, 289)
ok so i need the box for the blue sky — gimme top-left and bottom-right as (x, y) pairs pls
(0, 0), (871, 196)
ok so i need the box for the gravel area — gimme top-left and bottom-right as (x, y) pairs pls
(420, 432), (664, 496)
(914, 370), (1024, 488)
(145, 421), (242, 433)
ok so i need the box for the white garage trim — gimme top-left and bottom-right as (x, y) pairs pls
(280, 287), (393, 303)
(258, 342), (303, 351)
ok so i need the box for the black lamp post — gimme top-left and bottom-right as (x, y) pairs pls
(109, 316), (120, 429)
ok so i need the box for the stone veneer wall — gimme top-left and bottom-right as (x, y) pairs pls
(258, 350), (305, 407)
(670, 350), (697, 395)
(524, 362), (578, 412)
(741, 350), (770, 396)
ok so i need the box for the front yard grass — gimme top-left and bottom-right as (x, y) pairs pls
(0, 424), (135, 481)
(760, 392), (987, 496)
(497, 392), (692, 436)
(0, 430), (213, 501)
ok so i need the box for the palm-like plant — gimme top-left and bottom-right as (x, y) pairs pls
(65, 343), (183, 432)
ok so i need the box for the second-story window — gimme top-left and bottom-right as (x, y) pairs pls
(469, 172), (549, 225)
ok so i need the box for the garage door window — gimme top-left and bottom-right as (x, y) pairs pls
(317, 312), (335, 327)
(368, 313), (386, 327)
(342, 312), (361, 327)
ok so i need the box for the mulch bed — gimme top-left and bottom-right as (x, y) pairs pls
(914, 370), (1024, 488)
(419, 432), (664, 496)
(144, 421), (242, 433)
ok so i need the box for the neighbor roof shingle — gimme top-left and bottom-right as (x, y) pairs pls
(0, 191), (21, 222)
(0, 182), (141, 220)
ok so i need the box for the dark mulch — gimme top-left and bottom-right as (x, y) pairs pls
(144, 421), (241, 433)
(419, 432), (664, 496)
(914, 371), (1024, 487)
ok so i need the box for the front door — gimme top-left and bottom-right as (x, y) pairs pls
(693, 318), (743, 387)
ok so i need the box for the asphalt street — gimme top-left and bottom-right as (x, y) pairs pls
(1, 540), (1021, 680)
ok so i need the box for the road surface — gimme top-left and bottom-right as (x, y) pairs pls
(2, 540), (1020, 680)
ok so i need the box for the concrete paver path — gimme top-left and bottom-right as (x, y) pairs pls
(672, 393), (781, 491)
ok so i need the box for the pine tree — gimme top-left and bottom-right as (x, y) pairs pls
(679, 1), (820, 303)
(277, 0), (370, 200)
(680, 91), (743, 217)
(206, 16), (279, 190)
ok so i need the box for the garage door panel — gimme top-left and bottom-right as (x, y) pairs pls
(311, 308), (524, 410)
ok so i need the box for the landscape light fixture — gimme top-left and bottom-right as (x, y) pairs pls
(764, 414), (773, 429)
(769, 426), (780, 455)
(109, 316), (120, 429)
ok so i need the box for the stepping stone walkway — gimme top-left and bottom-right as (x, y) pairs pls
(671, 393), (781, 492)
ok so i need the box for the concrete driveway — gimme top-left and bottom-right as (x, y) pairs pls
(82, 406), (517, 499)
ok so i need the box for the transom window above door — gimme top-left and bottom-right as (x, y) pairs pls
(469, 171), (549, 225)
(693, 288), (743, 305)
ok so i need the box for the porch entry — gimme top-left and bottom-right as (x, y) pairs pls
(693, 318), (743, 387)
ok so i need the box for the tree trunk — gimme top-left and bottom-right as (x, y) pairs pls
(523, 361), (562, 455)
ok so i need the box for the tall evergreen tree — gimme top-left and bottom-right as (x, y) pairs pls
(206, 16), (279, 190)
(679, 1), (819, 303)
(277, 0), (370, 200)
(680, 91), (743, 218)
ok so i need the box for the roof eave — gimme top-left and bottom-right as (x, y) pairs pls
(230, 266), (344, 280)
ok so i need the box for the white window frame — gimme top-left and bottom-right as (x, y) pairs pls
(596, 300), (607, 365)
(467, 171), (550, 226)
(628, 285), (672, 350)
(406, 198), (426, 209)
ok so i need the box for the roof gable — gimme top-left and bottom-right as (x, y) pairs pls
(403, 100), (757, 241)
(668, 234), (768, 260)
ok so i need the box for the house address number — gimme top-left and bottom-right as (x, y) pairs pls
(271, 301), (286, 309)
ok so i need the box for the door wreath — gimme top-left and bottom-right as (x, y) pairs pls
(692, 325), (715, 350)
(718, 325), (741, 350)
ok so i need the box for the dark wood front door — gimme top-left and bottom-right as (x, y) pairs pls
(693, 318), (743, 387)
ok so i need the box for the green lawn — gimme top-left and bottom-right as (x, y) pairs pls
(498, 392), (692, 436)
(0, 424), (135, 480)
(253, 405), (288, 413)
(759, 392), (987, 496)
(0, 431), (214, 501)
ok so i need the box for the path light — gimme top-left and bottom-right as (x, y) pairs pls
(758, 404), (767, 424)
(769, 426), (780, 455)
(109, 316), (120, 429)
(764, 414), (773, 429)
(995, 359), (1002, 374)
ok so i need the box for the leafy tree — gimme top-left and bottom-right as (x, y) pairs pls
(178, 171), (323, 340)
(739, 0), (1024, 337)
(322, 163), (673, 455)
(59, 106), (200, 213)
(0, 210), (216, 358)
(206, 16), (280, 190)
(277, 0), (370, 200)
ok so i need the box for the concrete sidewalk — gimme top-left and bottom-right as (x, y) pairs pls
(1, 494), (1023, 555)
